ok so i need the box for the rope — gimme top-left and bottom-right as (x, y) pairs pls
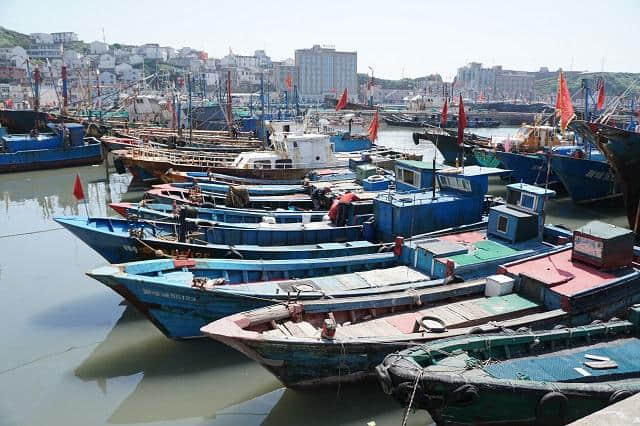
(0, 227), (63, 239)
(401, 369), (423, 426)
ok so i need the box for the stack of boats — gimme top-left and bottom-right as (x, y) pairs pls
(55, 138), (640, 424)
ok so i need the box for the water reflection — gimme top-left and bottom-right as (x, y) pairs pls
(75, 305), (280, 424)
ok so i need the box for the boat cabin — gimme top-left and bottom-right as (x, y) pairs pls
(395, 160), (442, 192)
(233, 133), (340, 170)
(488, 183), (556, 244)
(499, 222), (638, 312)
(402, 182), (557, 280)
(374, 165), (505, 241)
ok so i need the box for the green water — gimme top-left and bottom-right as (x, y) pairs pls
(0, 128), (627, 426)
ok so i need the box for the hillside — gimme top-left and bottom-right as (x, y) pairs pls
(535, 72), (640, 98)
(0, 26), (30, 49)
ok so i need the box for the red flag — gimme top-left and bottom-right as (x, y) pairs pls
(596, 79), (605, 110)
(440, 98), (448, 127)
(335, 88), (348, 111)
(285, 72), (293, 90)
(555, 71), (575, 130)
(73, 174), (85, 201)
(457, 95), (467, 145)
(368, 109), (379, 142)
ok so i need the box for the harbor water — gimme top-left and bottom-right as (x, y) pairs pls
(0, 128), (627, 426)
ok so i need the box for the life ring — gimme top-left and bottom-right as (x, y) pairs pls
(536, 391), (568, 424)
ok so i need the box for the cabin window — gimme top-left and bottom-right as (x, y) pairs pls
(519, 193), (536, 210)
(398, 167), (420, 188)
(293, 141), (298, 148)
(283, 125), (290, 132)
(497, 215), (509, 233)
(275, 159), (293, 169)
(254, 160), (272, 169)
(136, 98), (144, 104)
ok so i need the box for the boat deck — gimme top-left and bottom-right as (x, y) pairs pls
(484, 337), (640, 383)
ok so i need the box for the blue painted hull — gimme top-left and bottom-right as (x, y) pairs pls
(551, 154), (620, 203)
(88, 253), (399, 339)
(55, 216), (373, 263)
(495, 151), (557, 186)
(0, 143), (103, 173)
(330, 135), (372, 152)
(111, 202), (327, 223)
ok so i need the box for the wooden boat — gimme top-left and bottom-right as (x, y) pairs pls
(202, 186), (626, 387)
(114, 132), (349, 183)
(101, 135), (259, 154)
(591, 122), (640, 235)
(109, 202), (328, 223)
(378, 306), (640, 425)
(168, 181), (308, 196)
(0, 123), (103, 173)
(86, 256), (430, 339)
(145, 184), (316, 210)
(164, 170), (304, 185)
(54, 216), (368, 263)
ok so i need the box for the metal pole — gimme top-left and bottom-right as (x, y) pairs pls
(260, 72), (266, 146)
(188, 73), (193, 142)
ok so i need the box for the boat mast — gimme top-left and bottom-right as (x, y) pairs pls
(227, 70), (232, 137)
(188, 73), (193, 143)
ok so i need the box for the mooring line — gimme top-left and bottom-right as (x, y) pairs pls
(0, 227), (64, 239)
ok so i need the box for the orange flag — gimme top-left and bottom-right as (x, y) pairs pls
(596, 79), (605, 110)
(368, 109), (379, 142)
(555, 71), (575, 130)
(285, 72), (293, 90)
(440, 98), (448, 127)
(73, 174), (85, 201)
(457, 95), (467, 145)
(335, 89), (348, 111)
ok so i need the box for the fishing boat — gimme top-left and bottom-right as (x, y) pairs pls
(550, 143), (620, 203)
(164, 170), (305, 185)
(54, 213), (368, 263)
(413, 129), (492, 166)
(378, 305), (640, 425)
(85, 255), (429, 339)
(591, 122), (640, 235)
(474, 124), (573, 185)
(168, 181), (308, 196)
(114, 132), (349, 183)
(202, 185), (630, 387)
(144, 184), (317, 209)
(0, 122), (103, 173)
(100, 135), (260, 154)
(109, 202), (328, 223)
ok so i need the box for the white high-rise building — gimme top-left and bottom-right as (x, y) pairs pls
(295, 45), (357, 101)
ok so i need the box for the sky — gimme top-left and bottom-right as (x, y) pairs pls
(3, 0), (639, 80)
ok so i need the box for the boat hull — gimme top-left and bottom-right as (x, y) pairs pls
(0, 143), (103, 173)
(494, 151), (557, 186)
(550, 154), (620, 203)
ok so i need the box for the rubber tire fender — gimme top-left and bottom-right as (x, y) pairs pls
(536, 391), (568, 425)
(610, 390), (633, 404)
(448, 384), (479, 406)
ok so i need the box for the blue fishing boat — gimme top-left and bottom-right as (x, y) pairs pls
(375, 164), (507, 241)
(494, 151), (557, 186)
(145, 184), (316, 210)
(378, 306), (640, 425)
(54, 215), (369, 263)
(109, 202), (328, 223)
(168, 181), (308, 196)
(550, 145), (620, 203)
(0, 123), (103, 173)
(86, 256), (430, 339)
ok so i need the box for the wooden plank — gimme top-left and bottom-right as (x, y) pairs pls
(296, 321), (319, 337)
